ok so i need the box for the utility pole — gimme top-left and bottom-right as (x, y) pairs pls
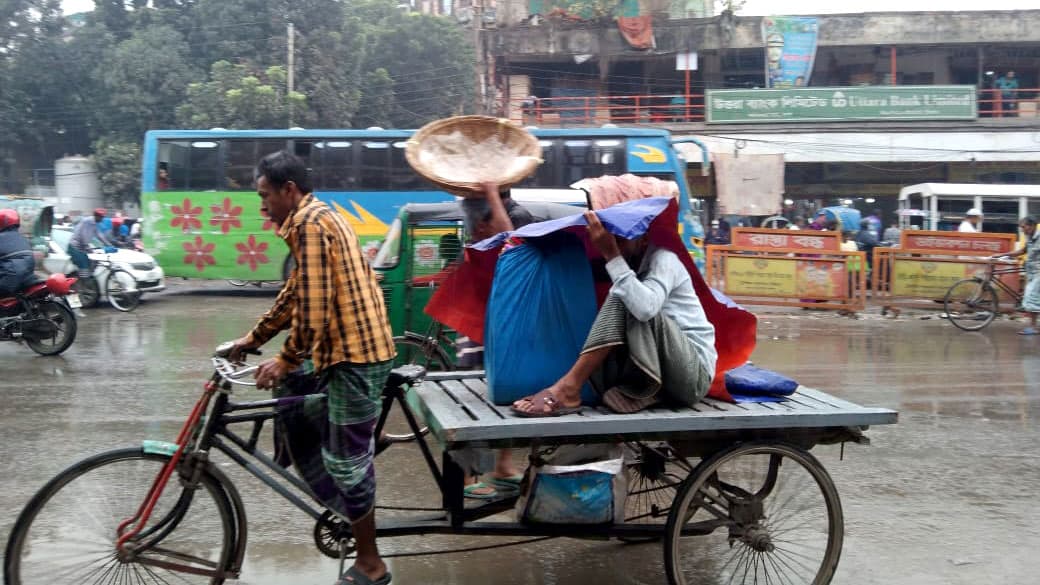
(287, 21), (295, 127)
(473, 2), (484, 114)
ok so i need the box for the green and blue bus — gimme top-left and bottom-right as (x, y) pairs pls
(141, 127), (705, 281)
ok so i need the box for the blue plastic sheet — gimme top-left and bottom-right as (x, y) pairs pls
(472, 197), (672, 251)
(484, 235), (599, 406)
(819, 207), (862, 232)
(725, 364), (798, 403)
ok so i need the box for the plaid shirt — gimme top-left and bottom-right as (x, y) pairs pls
(246, 194), (395, 372)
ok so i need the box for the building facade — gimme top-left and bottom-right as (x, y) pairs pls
(481, 6), (1040, 225)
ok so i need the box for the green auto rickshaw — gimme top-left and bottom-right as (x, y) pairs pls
(0, 196), (54, 271)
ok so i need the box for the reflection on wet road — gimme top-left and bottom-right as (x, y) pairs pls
(1, 282), (1038, 584)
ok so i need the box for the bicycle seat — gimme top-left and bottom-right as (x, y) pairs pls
(387, 365), (426, 388)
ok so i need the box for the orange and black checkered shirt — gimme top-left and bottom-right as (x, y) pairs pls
(246, 194), (395, 372)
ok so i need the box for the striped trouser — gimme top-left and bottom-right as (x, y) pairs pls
(319, 360), (392, 521)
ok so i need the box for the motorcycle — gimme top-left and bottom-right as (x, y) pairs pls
(0, 273), (80, 355)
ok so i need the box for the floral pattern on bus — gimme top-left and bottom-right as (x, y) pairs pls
(235, 235), (270, 272)
(170, 198), (203, 232)
(183, 237), (216, 272)
(210, 197), (243, 234)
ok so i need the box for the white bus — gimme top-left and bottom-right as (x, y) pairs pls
(897, 183), (1040, 234)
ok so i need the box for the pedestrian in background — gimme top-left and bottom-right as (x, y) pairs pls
(995, 71), (1019, 116)
(959, 208), (983, 233)
(996, 216), (1039, 335)
(705, 219), (729, 245)
(883, 222), (902, 246)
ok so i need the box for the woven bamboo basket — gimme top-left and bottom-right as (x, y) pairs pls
(405, 116), (543, 197)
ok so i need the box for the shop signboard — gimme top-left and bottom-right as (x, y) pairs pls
(706, 86), (977, 123)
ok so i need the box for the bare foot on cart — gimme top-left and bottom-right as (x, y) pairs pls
(512, 385), (582, 417)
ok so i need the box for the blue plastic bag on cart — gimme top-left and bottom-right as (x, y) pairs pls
(725, 364), (798, 403)
(485, 235), (599, 406)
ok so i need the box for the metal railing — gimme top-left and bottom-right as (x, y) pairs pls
(505, 87), (1040, 125)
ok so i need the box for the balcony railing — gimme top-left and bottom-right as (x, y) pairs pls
(507, 88), (1038, 126)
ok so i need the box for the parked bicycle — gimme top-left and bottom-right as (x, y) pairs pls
(943, 257), (1024, 331)
(74, 255), (142, 312)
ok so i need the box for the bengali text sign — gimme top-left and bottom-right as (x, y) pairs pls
(890, 259), (983, 297)
(901, 231), (1015, 255)
(725, 256), (798, 297)
(707, 86), (976, 123)
(731, 228), (840, 251)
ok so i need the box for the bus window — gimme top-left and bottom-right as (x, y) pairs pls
(517, 140), (557, 188)
(360, 141), (390, 190)
(321, 141), (354, 190)
(226, 139), (286, 190)
(159, 140), (190, 190)
(188, 141), (220, 190)
(390, 142), (422, 190)
(158, 140), (220, 191)
(561, 139), (625, 185)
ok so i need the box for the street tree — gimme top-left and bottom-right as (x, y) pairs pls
(175, 60), (307, 129)
(95, 24), (197, 140)
(92, 136), (142, 209)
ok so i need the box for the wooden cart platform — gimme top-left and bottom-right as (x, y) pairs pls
(409, 371), (898, 449)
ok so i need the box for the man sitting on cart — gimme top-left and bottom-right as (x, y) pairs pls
(512, 209), (717, 416)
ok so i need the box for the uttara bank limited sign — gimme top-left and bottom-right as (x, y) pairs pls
(706, 86), (977, 123)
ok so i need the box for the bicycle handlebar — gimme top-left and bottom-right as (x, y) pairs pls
(212, 357), (258, 387)
(212, 341), (263, 387)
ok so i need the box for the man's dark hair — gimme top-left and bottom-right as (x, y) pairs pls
(256, 150), (312, 194)
(1021, 215), (1038, 228)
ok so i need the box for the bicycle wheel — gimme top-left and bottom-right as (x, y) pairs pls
(5, 447), (237, 585)
(393, 333), (451, 371)
(619, 443), (693, 544)
(944, 277), (998, 331)
(106, 270), (142, 312)
(74, 277), (99, 308)
(24, 300), (77, 356)
(664, 442), (844, 585)
(383, 333), (445, 443)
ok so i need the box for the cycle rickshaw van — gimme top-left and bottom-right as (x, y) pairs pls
(371, 198), (584, 367)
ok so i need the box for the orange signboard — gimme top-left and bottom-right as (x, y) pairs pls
(730, 228), (841, 252)
(900, 230), (1016, 255)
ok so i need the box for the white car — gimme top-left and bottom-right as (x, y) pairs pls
(44, 228), (166, 294)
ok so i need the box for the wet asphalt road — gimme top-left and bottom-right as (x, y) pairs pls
(1, 280), (1038, 585)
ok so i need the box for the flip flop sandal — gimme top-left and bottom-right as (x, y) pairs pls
(1019, 328), (1039, 336)
(511, 390), (582, 418)
(336, 566), (392, 585)
(463, 481), (500, 500)
(486, 474), (523, 493)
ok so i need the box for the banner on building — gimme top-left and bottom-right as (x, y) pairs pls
(762, 16), (818, 89)
(706, 86), (978, 123)
(713, 153), (784, 216)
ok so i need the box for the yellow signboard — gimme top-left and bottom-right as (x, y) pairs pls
(724, 256), (798, 297)
(890, 259), (984, 297)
